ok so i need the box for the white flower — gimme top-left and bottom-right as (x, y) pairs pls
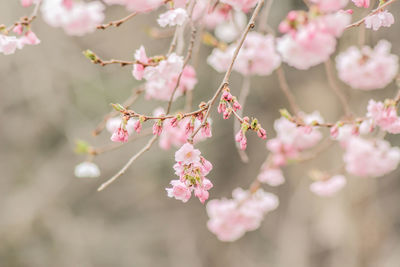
(75, 162), (101, 178)
(157, 8), (188, 27)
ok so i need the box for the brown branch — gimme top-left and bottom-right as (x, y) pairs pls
(276, 67), (301, 115)
(324, 59), (353, 117)
(189, 0), (266, 142)
(97, 12), (137, 30)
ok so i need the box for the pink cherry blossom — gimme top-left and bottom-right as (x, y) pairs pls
(103, 0), (164, 13)
(0, 35), (19, 55)
(19, 31), (41, 46)
(310, 0), (349, 12)
(206, 188), (278, 241)
(277, 11), (350, 70)
(166, 180), (192, 203)
(208, 32), (281, 76)
(336, 40), (398, 90)
(309, 175), (347, 197)
(110, 127), (129, 143)
(258, 167), (285, 186)
(352, 0), (369, 8)
(13, 25), (24, 35)
(41, 0), (105, 36)
(344, 137), (400, 177)
(214, 11), (246, 43)
(157, 8), (188, 27)
(365, 10), (395, 31)
(175, 143), (201, 164)
(21, 0), (40, 7)
(367, 100), (400, 134)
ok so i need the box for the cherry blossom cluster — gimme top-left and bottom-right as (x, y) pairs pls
(166, 143), (213, 203)
(206, 187), (278, 241)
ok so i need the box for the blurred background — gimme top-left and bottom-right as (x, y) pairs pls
(1, 0), (400, 266)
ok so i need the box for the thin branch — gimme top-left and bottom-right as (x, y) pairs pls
(257, 0), (275, 34)
(97, 135), (158, 191)
(189, 0), (266, 142)
(276, 67), (301, 115)
(324, 59), (353, 117)
(5, 0), (42, 33)
(97, 12), (137, 30)
(345, 0), (399, 30)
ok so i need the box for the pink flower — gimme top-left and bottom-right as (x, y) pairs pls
(103, 0), (164, 13)
(309, 175), (347, 197)
(166, 180), (192, 203)
(310, 0), (349, 12)
(352, 0), (369, 8)
(0, 35), (19, 55)
(111, 127), (129, 143)
(208, 33), (281, 76)
(206, 188), (278, 242)
(133, 120), (142, 133)
(336, 40), (398, 90)
(175, 143), (201, 164)
(132, 64), (145, 80)
(277, 12), (350, 70)
(41, 0), (105, 36)
(258, 167), (285, 186)
(365, 10), (395, 31)
(13, 25), (24, 35)
(195, 186), (210, 203)
(344, 137), (400, 177)
(157, 8), (188, 27)
(20, 31), (41, 45)
(367, 100), (400, 134)
(257, 127), (267, 140)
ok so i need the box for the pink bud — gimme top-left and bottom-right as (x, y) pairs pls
(111, 127), (129, 143)
(170, 117), (179, 127)
(232, 101), (241, 111)
(201, 122), (212, 138)
(13, 24), (23, 35)
(21, 31), (40, 45)
(194, 186), (209, 204)
(222, 91), (233, 101)
(185, 121), (194, 135)
(279, 21), (290, 33)
(223, 109), (231, 120)
(132, 64), (145, 80)
(287, 11), (297, 21)
(153, 122), (163, 136)
(257, 127), (267, 140)
(235, 130), (243, 142)
(239, 136), (247, 150)
(217, 102), (226, 114)
(21, 0), (34, 7)
(330, 125), (339, 138)
(133, 120), (142, 133)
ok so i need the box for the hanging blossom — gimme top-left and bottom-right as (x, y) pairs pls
(198, 2), (232, 29)
(336, 40), (398, 90)
(103, 0), (164, 13)
(220, 0), (258, 13)
(208, 32), (281, 76)
(266, 111), (324, 166)
(309, 0), (349, 12)
(106, 116), (138, 135)
(277, 10), (351, 70)
(0, 31), (40, 55)
(157, 8), (188, 27)
(166, 143), (213, 203)
(365, 10), (395, 31)
(132, 46), (197, 101)
(309, 174), (347, 197)
(343, 137), (400, 178)
(206, 188), (279, 242)
(367, 99), (400, 134)
(352, 0), (370, 8)
(74, 162), (101, 178)
(214, 11), (247, 43)
(41, 0), (105, 36)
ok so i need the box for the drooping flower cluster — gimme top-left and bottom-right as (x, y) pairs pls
(309, 174), (347, 197)
(266, 112), (324, 166)
(208, 32), (281, 76)
(365, 10), (395, 31)
(277, 10), (351, 69)
(206, 188), (279, 241)
(132, 46), (197, 101)
(0, 30), (40, 55)
(343, 137), (400, 177)
(367, 99), (400, 134)
(41, 0), (105, 36)
(336, 40), (398, 90)
(166, 143), (213, 203)
(103, 0), (164, 13)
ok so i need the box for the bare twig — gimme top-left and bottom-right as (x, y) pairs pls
(324, 59), (353, 117)
(276, 67), (301, 115)
(97, 12), (137, 30)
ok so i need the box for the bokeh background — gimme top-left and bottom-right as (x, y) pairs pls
(1, 1), (400, 266)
